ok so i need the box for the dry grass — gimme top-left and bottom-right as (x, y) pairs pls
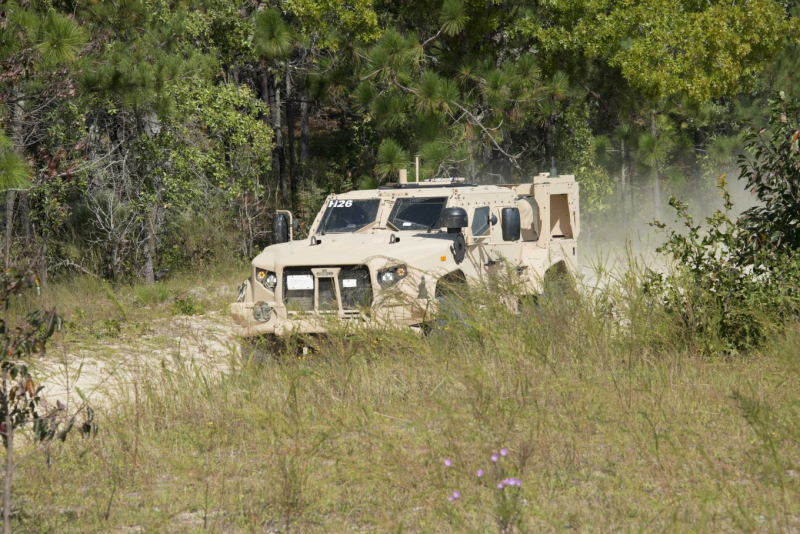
(7, 262), (800, 533)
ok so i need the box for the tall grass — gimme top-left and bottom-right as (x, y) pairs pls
(9, 257), (800, 532)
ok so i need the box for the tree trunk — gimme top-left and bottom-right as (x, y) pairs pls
(18, 195), (30, 248)
(651, 111), (661, 220)
(275, 81), (287, 207)
(3, 368), (13, 534)
(143, 210), (156, 285)
(260, 62), (286, 205)
(620, 138), (627, 224)
(262, 64), (287, 208)
(630, 165), (635, 224)
(40, 237), (47, 286)
(143, 236), (155, 285)
(4, 193), (14, 270)
(286, 66), (297, 204)
(300, 80), (310, 165)
(6, 91), (25, 271)
(545, 114), (556, 171)
(694, 128), (704, 156)
(259, 63), (273, 189)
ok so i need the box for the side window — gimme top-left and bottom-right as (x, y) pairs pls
(471, 206), (490, 236)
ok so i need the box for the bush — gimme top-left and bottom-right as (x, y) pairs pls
(651, 176), (800, 354)
(172, 295), (205, 316)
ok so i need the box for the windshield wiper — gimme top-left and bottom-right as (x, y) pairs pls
(426, 212), (443, 233)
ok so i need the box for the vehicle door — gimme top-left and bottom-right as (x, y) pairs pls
(486, 205), (522, 272)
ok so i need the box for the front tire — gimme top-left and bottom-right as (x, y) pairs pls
(240, 335), (281, 363)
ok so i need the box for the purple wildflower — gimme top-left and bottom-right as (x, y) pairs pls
(448, 490), (460, 501)
(477, 469), (484, 478)
(491, 454), (499, 462)
(500, 448), (508, 457)
(497, 482), (505, 489)
(444, 458), (452, 467)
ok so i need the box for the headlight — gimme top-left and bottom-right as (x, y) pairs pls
(265, 273), (277, 289)
(378, 264), (408, 287)
(256, 269), (277, 289)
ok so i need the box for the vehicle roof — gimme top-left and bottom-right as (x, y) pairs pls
(378, 182), (477, 189)
(330, 183), (517, 199)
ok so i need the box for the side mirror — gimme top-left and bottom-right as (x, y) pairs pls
(273, 210), (293, 244)
(501, 207), (521, 241)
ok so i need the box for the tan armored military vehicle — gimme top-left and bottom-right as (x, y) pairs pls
(231, 171), (579, 337)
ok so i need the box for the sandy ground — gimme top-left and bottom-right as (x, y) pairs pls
(36, 312), (237, 411)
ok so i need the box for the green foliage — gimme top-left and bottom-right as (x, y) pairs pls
(440, 0), (467, 36)
(172, 295), (205, 316)
(375, 139), (409, 180)
(0, 268), (92, 527)
(1, 0), (799, 286)
(133, 283), (170, 306)
(35, 10), (87, 67)
(518, 0), (793, 101)
(651, 177), (800, 353)
(636, 132), (673, 170)
(167, 79), (273, 196)
(253, 9), (293, 59)
(0, 130), (29, 192)
(282, 0), (381, 45)
(738, 92), (800, 255)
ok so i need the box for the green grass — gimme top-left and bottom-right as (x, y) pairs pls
(7, 261), (800, 532)
(12, 261), (249, 343)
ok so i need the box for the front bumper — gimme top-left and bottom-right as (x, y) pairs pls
(230, 299), (430, 338)
(231, 301), (369, 337)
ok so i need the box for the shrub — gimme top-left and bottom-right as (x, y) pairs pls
(651, 176), (800, 354)
(172, 295), (205, 316)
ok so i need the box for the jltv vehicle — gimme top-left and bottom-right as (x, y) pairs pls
(231, 172), (579, 337)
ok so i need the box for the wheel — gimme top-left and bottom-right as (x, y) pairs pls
(240, 335), (281, 363)
(517, 294), (540, 313)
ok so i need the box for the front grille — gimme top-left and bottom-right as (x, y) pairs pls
(318, 278), (336, 310)
(339, 266), (373, 309)
(283, 267), (314, 311)
(282, 265), (374, 312)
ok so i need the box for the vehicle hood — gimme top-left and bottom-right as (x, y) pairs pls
(252, 231), (458, 270)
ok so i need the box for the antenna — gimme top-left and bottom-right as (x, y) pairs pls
(549, 157), (558, 178)
(415, 154), (420, 182)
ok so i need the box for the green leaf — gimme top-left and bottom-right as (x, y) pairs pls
(36, 11), (87, 67)
(440, 0), (467, 36)
(375, 139), (409, 179)
(416, 71), (444, 114)
(253, 9), (292, 59)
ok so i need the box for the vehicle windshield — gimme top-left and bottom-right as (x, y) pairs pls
(319, 199), (381, 234)
(387, 197), (448, 231)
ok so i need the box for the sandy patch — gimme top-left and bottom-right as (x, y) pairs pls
(36, 312), (239, 410)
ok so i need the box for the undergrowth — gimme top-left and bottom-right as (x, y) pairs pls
(6, 256), (800, 532)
